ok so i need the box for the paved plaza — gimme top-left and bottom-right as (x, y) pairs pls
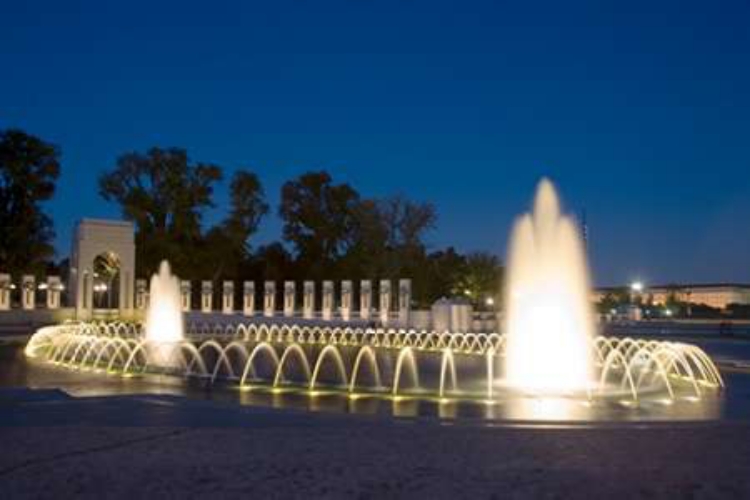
(3, 390), (750, 499)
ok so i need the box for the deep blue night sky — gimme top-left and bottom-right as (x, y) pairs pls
(1, 0), (749, 286)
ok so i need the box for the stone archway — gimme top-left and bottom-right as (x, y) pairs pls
(69, 219), (135, 319)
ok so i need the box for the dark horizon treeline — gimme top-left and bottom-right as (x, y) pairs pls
(0, 128), (502, 308)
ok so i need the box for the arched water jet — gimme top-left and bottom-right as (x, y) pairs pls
(240, 342), (280, 387)
(393, 348), (420, 397)
(309, 345), (348, 391)
(273, 344), (312, 388)
(439, 349), (458, 399)
(350, 346), (383, 393)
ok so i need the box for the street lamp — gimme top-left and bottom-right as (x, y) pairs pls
(94, 283), (108, 308)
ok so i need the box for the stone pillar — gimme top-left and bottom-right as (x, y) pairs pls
(47, 276), (62, 309)
(284, 281), (296, 317)
(0, 274), (10, 311)
(180, 281), (191, 312)
(303, 281), (315, 319)
(399, 279), (412, 327)
(264, 281), (276, 317)
(243, 281), (255, 316)
(341, 280), (353, 322)
(360, 280), (372, 321)
(322, 281), (334, 321)
(21, 275), (35, 310)
(136, 279), (148, 311)
(380, 280), (392, 326)
(222, 281), (234, 314)
(201, 281), (213, 313)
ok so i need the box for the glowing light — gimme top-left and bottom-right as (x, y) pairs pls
(505, 179), (593, 394)
(145, 261), (184, 367)
(631, 282), (644, 293)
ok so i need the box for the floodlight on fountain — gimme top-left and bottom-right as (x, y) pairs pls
(144, 260), (185, 368)
(504, 178), (594, 394)
(631, 282), (644, 293)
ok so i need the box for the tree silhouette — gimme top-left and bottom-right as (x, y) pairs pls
(280, 171), (360, 278)
(99, 147), (222, 276)
(0, 129), (60, 274)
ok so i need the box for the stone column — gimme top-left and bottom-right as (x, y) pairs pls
(399, 279), (412, 328)
(284, 281), (296, 317)
(181, 281), (191, 312)
(264, 281), (276, 317)
(243, 281), (255, 316)
(47, 276), (62, 309)
(21, 275), (35, 310)
(360, 280), (372, 321)
(222, 281), (234, 314)
(0, 274), (10, 311)
(322, 281), (334, 321)
(136, 279), (148, 311)
(379, 280), (392, 326)
(303, 281), (315, 319)
(201, 281), (213, 313)
(341, 280), (353, 322)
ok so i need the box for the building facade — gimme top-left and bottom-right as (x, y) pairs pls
(594, 284), (750, 310)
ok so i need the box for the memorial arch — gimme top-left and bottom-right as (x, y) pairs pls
(69, 219), (135, 319)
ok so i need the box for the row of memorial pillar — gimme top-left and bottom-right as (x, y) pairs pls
(135, 279), (412, 324)
(0, 274), (64, 310)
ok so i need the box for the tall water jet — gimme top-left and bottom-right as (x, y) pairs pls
(145, 260), (184, 367)
(504, 179), (594, 394)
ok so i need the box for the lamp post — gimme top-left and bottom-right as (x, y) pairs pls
(630, 281), (644, 304)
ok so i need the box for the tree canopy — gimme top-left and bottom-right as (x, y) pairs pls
(279, 171), (361, 278)
(0, 129), (61, 274)
(0, 131), (503, 307)
(99, 147), (223, 275)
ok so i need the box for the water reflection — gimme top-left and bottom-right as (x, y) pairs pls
(0, 344), (728, 423)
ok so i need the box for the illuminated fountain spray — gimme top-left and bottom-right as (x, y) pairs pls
(505, 179), (594, 394)
(145, 260), (185, 367)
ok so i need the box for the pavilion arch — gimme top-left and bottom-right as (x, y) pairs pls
(70, 219), (135, 319)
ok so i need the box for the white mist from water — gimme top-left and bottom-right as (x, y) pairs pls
(504, 179), (594, 394)
(145, 260), (184, 367)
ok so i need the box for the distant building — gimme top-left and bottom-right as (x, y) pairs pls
(593, 284), (750, 310)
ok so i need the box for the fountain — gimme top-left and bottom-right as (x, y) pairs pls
(144, 260), (184, 368)
(23, 180), (726, 421)
(505, 178), (594, 394)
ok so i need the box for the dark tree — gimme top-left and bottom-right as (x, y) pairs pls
(279, 171), (360, 277)
(198, 170), (270, 280)
(0, 129), (61, 274)
(377, 195), (437, 250)
(419, 247), (467, 306)
(452, 252), (503, 309)
(99, 147), (222, 276)
(344, 195), (437, 281)
(223, 170), (269, 252)
(252, 242), (294, 282)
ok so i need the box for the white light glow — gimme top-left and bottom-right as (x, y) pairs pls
(505, 179), (594, 394)
(145, 261), (184, 366)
